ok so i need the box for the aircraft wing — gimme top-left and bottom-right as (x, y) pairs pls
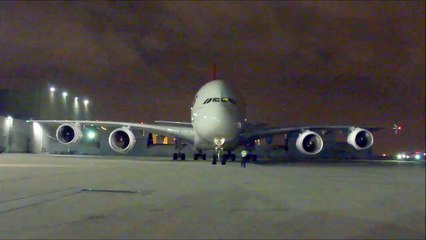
(241, 125), (383, 142)
(27, 120), (195, 143)
(154, 120), (193, 127)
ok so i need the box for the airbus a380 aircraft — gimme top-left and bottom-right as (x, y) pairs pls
(29, 80), (380, 165)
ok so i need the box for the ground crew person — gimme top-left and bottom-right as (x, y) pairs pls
(241, 149), (248, 167)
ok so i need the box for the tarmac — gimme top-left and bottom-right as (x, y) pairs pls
(0, 153), (425, 239)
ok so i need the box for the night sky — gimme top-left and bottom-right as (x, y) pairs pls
(0, 1), (424, 154)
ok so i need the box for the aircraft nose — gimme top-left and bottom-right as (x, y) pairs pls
(195, 104), (239, 142)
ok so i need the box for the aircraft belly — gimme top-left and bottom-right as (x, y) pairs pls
(194, 134), (240, 150)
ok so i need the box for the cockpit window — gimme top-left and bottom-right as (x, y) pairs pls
(203, 97), (236, 105)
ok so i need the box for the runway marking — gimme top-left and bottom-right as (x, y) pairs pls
(80, 189), (138, 194)
(0, 188), (80, 214)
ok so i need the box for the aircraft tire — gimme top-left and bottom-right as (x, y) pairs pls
(212, 155), (217, 165)
(173, 153), (178, 160)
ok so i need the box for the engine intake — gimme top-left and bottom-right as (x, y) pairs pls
(347, 128), (374, 150)
(108, 127), (136, 153)
(296, 130), (324, 155)
(56, 123), (83, 144)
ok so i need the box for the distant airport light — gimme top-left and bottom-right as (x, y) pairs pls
(414, 154), (421, 160)
(62, 92), (68, 97)
(49, 87), (56, 92)
(397, 154), (402, 159)
(84, 99), (89, 105)
(74, 97), (79, 101)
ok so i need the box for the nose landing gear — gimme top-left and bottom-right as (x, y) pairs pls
(213, 137), (226, 165)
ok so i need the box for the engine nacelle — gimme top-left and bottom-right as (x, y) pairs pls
(296, 130), (324, 155)
(108, 127), (136, 153)
(56, 123), (83, 144)
(347, 128), (374, 150)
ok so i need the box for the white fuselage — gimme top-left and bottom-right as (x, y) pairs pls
(191, 80), (246, 150)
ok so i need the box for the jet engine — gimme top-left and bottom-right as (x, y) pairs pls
(295, 130), (324, 155)
(347, 128), (374, 150)
(108, 127), (136, 153)
(56, 123), (83, 144)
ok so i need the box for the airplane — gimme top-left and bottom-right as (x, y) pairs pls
(28, 79), (381, 165)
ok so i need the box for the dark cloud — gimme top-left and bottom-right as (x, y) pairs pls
(0, 1), (424, 153)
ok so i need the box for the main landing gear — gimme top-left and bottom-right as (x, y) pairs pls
(193, 150), (207, 160)
(173, 152), (186, 160)
(243, 153), (257, 162)
(172, 138), (186, 161)
(242, 141), (258, 162)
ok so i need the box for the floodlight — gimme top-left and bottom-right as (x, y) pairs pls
(50, 87), (56, 92)
(62, 92), (68, 97)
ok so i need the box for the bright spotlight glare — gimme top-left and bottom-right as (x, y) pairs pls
(84, 99), (89, 105)
(33, 122), (43, 136)
(74, 97), (79, 101)
(87, 131), (96, 140)
(397, 154), (402, 159)
(49, 87), (56, 92)
(62, 92), (68, 97)
(414, 154), (421, 160)
(5, 116), (13, 128)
